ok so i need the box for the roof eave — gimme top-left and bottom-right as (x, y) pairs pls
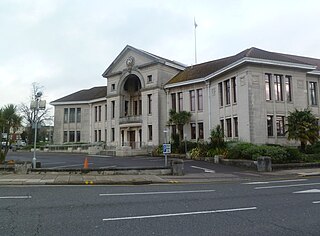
(50, 97), (106, 106)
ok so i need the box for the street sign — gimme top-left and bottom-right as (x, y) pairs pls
(163, 144), (171, 154)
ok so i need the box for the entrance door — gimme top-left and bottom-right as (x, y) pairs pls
(128, 131), (135, 149)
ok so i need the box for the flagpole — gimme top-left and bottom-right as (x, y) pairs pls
(194, 17), (197, 64)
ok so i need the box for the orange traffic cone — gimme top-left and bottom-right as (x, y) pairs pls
(83, 157), (89, 169)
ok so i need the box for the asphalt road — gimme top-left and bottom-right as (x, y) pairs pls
(1, 177), (320, 235)
(6, 151), (244, 174)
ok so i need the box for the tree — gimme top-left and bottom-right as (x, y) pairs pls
(286, 108), (319, 151)
(0, 104), (22, 162)
(19, 82), (52, 144)
(210, 125), (225, 148)
(167, 109), (192, 141)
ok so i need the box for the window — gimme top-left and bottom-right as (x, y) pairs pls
(265, 74), (272, 101)
(274, 75), (283, 101)
(225, 80), (231, 105)
(94, 130), (97, 142)
(178, 92), (183, 111)
(234, 117), (238, 137)
(267, 115), (273, 137)
(111, 101), (115, 118)
(191, 123), (196, 139)
(309, 81), (318, 105)
(197, 89), (203, 111)
(63, 131), (68, 142)
(148, 94), (152, 114)
(276, 116), (285, 136)
(231, 77), (237, 103)
(94, 106), (97, 122)
(121, 130), (124, 146)
(134, 100), (138, 115)
(105, 129), (107, 142)
(139, 99), (142, 115)
(98, 130), (101, 142)
(190, 90), (195, 111)
(111, 84), (115, 91)
(124, 101), (129, 116)
(69, 131), (75, 142)
(198, 122), (204, 139)
(76, 131), (81, 142)
(69, 108), (75, 123)
(98, 106), (101, 121)
(171, 93), (176, 111)
(148, 125), (152, 141)
(220, 120), (224, 136)
(105, 105), (107, 120)
(64, 108), (68, 123)
(147, 75), (153, 83)
(76, 108), (81, 122)
(226, 118), (232, 137)
(111, 128), (115, 141)
(285, 76), (292, 102)
(218, 82), (223, 106)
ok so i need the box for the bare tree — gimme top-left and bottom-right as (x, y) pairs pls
(19, 82), (53, 144)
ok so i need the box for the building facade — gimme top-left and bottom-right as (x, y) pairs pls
(51, 45), (185, 153)
(51, 46), (320, 154)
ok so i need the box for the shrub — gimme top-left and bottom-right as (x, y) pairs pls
(226, 142), (256, 159)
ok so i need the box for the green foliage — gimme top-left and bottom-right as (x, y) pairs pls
(209, 125), (225, 148)
(286, 108), (319, 151)
(0, 104), (22, 162)
(226, 142), (288, 164)
(190, 147), (206, 160)
(305, 142), (320, 154)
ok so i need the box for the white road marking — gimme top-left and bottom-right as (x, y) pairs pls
(312, 201), (320, 204)
(103, 207), (257, 221)
(42, 162), (66, 165)
(190, 166), (215, 173)
(0, 196), (32, 199)
(255, 182), (320, 190)
(99, 189), (215, 197)
(48, 163), (93, 169)
(293, 189), (320, 194)
(243, 179), (307, 185)
(99, 165), (117, 168)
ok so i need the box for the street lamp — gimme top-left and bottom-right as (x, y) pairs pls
(30, 91), (46, 168)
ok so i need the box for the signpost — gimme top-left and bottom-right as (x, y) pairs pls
(163, 143), (171, 166)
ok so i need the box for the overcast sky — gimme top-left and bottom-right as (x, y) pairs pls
(1, 0), (320, 111)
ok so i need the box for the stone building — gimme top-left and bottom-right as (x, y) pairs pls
(51, 45), (320, 154)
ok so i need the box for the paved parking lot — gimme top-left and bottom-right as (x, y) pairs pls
(6, 151), (247, 175)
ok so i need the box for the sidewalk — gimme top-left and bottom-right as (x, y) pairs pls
(1, 168), (320, 185)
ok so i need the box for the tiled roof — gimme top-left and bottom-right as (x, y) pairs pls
(167, 47), (319, 85)
(51, 86), (107, 104)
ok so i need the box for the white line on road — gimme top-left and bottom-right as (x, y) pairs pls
(0, 196), (32, 199)
(42, 162), (66, 165)
(48, 163), (93, 169)
(293, 189), (320, 194)
(243, 179), (307, 185)
(99, 189), (215, 197)
(103, 207), (257, 221)
(190, 166), (215, 173)
(255, 182), (320, 190)
(312, 201), (320, 204)
(99, 165), (117, 168)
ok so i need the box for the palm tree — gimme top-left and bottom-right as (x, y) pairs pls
(167, 109), (192, 141)
(286, 108), (319, 151)
(210, 125), (225, 148)
(0, 104), (22, 162)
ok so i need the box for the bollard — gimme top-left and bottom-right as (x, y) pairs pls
(171, 159), (184, 176)
(257, 156), (272, 172)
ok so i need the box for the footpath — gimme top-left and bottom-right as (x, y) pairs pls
(1, 167), (320, 185)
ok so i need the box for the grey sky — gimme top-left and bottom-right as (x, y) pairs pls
(1, 0), (320, 109)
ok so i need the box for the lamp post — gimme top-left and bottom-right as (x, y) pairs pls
(184, 134), (187, 154)
(30, 92), (46, 168)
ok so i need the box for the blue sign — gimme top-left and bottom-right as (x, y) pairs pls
(163, 144), (171, 154)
